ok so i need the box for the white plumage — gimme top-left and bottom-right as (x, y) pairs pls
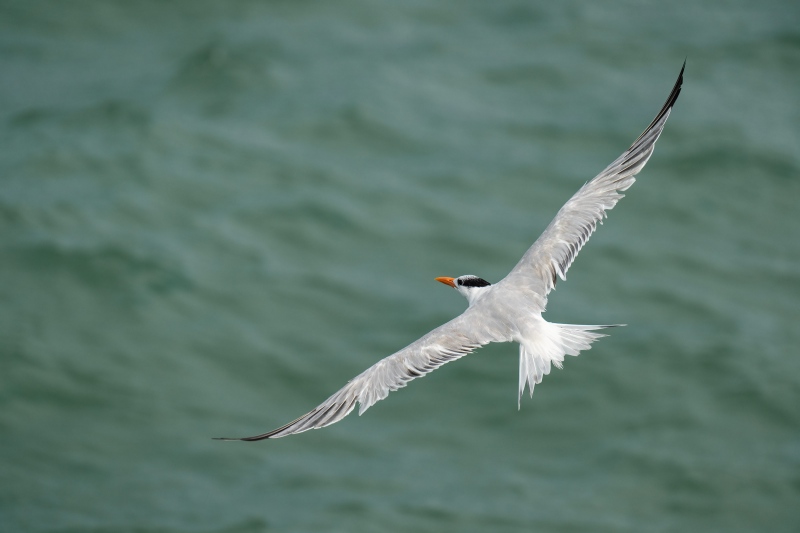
(217, 63), (684, 441)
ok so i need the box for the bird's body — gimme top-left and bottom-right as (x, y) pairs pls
(217, 63), (684, 441)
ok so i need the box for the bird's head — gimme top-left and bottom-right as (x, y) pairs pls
(435, 275), (492, 306)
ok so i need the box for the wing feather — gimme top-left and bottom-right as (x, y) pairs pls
(503, 62), (684, 302)
(216, 310), (500, 440)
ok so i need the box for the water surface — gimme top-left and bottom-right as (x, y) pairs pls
(1, 1), (799, 532)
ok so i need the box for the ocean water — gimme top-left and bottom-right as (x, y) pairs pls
(1, 1), (799, 532)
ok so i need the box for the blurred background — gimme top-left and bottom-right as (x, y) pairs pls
(1, 1), (798, 532)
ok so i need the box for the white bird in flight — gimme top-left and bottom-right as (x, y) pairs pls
(217, 62), (684, 441)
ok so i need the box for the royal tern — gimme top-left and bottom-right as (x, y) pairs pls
(217, 62), (684, 441)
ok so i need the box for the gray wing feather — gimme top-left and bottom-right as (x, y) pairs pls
(502, 62), (684, 302)
(217, 311), (495, 440)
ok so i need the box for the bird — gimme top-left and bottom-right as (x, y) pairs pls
(216, 62), (684, 441)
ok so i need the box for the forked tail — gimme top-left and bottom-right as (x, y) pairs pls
(518, 322), (622, 408)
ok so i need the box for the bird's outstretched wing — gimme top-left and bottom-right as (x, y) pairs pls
(216, 308), (507, 440)
(502, 62), (684, 303)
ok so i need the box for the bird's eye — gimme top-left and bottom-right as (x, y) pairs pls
(457, 279), (463, 286)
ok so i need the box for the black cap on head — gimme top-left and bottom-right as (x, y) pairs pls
(457, 276), (491, 288)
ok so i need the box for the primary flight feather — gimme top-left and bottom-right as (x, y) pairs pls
(217, 62), (684, 441)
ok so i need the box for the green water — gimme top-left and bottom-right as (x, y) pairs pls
(2, 1), (799, 532)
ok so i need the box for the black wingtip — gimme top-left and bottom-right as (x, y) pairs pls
(629, 61), (685, 147)
(664, 60), (685, 113)
(213, 430), (283, 441)
(238, 435), (273, 442)
(211, 435), (272, 442)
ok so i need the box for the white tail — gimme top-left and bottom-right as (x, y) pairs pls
(518, 322), (622, 408)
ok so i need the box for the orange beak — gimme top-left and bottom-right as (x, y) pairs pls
(435, 276), (456, 288)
